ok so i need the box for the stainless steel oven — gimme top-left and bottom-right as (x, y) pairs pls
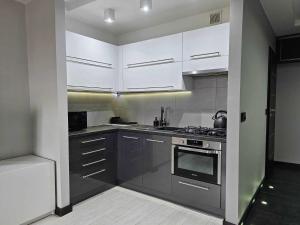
(171, 137), (222, 185)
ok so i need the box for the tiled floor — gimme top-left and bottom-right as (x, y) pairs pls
(33, 187), (223, 225)
(243, 163), (300, 225)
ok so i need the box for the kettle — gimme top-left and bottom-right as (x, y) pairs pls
(212, 110), (227, 129)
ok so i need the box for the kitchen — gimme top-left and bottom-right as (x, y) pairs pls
(1, 0), (297, 225)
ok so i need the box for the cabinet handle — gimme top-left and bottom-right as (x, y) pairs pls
(190, 52), (221, 60)
(82, 158), (106, 167)
(122, 136), (139, 140)
(66, 56), (113, 69)
(127, 86), (174, 90)
(81, 137), (106, 144)
(67, 85), (113, 92)
(178, 181), (209, 191)
(127, 58), (175, 68)
(146, 139), (164, 143)
(82, 169), (106, 179)
(82, 148), (106, 156)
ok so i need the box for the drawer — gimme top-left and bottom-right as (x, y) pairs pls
(172, 175), (221, 209)
(81, 147), (113, 164)
(81, 157), (111, 174)
(79, 134), (112, 152)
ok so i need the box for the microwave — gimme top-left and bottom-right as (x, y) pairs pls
(68, 111), (87, 132)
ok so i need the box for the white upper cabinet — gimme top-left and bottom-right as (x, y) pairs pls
(121, 34), (184, 92)
(66, 31), (117, 67)
(65, 31), (117, 92)
(123, 62), (183, 92)
(183, 23), (230, 73)
(123, 33), (183, 68)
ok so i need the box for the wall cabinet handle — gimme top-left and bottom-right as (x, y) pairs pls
(127, 58), (175, 68)
(82, 169), (106, 179)
(67, 56), (113, 69)
(127, 86), (174, 90)
(190, 52), (221, 60)
(178, 181), (209, 191)
(81, 137), (106, 144)
(82, 159), (106, 167)
(146, 139), (164, 143)
(122, 136), (139, 140)
(82, 148), (106, 156)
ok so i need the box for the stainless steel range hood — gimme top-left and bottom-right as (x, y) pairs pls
(182, 68), (228, 77)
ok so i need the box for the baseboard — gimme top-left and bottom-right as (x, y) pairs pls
(274, 161), (300, 169)
(238, 177), (265, 225)
(55, 204), (73, 217)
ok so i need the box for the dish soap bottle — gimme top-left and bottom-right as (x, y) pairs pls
(153, 117), (159, 127)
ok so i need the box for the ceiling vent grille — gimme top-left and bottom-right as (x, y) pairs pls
(210, 11), (222, 25)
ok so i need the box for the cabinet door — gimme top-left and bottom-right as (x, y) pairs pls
(123, 62), (183, 92)
(66, 31), (117, 67)
(143, 135), (172, 194)
(183, 23), (230, 61)
(123, 33), (182, 67)
(67, 61), (115, 92)
(69, 133), (117, 204)
(118, 132), (143, 187)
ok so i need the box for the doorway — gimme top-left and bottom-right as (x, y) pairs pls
(265, 47), (277, 178)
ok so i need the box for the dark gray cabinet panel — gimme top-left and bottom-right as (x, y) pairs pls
(142, 135), (172, 194)
(69, 132), (117, 204)
(117, 132), (143, 187)
(172, 175), (221, 209)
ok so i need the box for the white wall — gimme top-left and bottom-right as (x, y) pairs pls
(238, 0), (275, 219)
(275, 63), (300, 164)
(68, 76), (228, 128)
(26, 0), (70, 209)
(226, 0), (275, 223)
(118, 7), (230, 45)
(65, 17), (118, 45)
(0, 0), (32, 160)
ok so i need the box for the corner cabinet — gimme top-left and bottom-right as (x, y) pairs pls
(66, 31), (117, 92)
(121, 34), (186, 92)
(183, 23), (230, 74)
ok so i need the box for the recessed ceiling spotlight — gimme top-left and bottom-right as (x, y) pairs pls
(104, 8), (115, 23)
(140, 0), (152, 12)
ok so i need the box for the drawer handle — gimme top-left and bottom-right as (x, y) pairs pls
(178, 181), (209, 191)
(146, 139), (164, 143)
(127, 58), (175, 68)
(82, 159), (106, 167)
(81, 137), (106, 144)
(81, 148), (106, 156)
(82, 169), (106, 179)
(122, 136), (139, 140)
(190, 52), (221, 60)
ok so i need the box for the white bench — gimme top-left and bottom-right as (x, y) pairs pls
(0, 155), (56, 225)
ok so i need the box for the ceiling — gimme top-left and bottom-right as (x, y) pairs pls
(65, 0), (230, 35)
(260, 0), (300, 36)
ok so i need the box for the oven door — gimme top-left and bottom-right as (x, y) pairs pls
(172, 145), (221, 185)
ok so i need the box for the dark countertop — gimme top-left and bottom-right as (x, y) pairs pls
(69, 124), (226, 143)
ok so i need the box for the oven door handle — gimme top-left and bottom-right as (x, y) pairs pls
(174, 145), (220, 154)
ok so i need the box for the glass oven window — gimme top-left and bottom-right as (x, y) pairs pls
(178, 152), (214, 175)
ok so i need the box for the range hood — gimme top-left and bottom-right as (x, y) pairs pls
(182, 68), (228, 77)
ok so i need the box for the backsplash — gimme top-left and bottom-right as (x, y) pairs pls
(68, 76), (228, 128)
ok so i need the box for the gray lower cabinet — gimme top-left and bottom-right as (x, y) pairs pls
(69, 132), (117, 204)
(171, 175), (221, 209)
(142, 135), (172, 195)
(117, 132), (143, 187)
